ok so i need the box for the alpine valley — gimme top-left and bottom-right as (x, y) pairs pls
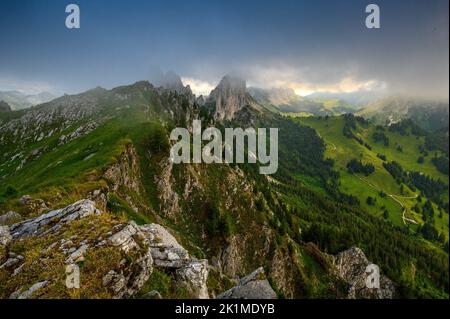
(0, 73), (448, 299)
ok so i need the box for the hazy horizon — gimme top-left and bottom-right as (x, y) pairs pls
(0, 0), (448, 101)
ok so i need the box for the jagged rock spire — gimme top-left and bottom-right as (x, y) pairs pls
(150, 70), (192, 95)
(209, 75), (250, 120)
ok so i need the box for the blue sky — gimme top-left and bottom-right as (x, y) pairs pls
(0, 0), (448, 98)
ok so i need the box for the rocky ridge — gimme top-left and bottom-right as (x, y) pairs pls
(0, 199), (277, 299)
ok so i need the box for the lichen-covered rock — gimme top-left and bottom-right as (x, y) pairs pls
(91, 221), (154, 298)
(176, 260), (209, 299)
(140, 223), (189, 268)
(333, 247), (395, 299)
(1, 198), (212, 299)
(9, 280), (49, 299)
(217, 267), (277, 299)
(10, 199), (101, 239)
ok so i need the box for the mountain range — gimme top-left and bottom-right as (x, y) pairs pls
(0, 73), (448, 299)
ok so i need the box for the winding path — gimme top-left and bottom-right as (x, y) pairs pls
(353, 173), (418, 225)
(323, 139), (418, 225)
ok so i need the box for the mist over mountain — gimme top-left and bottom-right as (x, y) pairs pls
(357, 95), (449, 130)
(0, 91), (56, 110)
(208, 75), (255, 120)
(307, 91), (387, 106)
(148, 70), (193, 96)
(248, 87), (361, 116)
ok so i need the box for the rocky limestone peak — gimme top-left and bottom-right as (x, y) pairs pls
(209, 75), (250, 120)
(150, 70), (192, 96)
(266, 87), (299, 105)
(0, 100), (12, 112)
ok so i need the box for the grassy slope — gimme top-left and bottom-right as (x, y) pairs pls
(0, 103), (162, 213)
(300, 116), (449, 240)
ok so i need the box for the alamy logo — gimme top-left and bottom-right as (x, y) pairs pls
(365, 263), (380, 289)
(365, 4), (380, 29)
(65, 4), (80, 29)
(65, 264), (80, 289)
(169, 120), (278, 174)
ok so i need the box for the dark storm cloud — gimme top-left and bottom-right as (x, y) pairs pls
(0, 0), (448, 99)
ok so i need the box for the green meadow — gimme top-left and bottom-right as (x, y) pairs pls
(300, 116), (449, 241)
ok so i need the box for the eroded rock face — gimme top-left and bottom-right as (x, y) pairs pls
(141, 223), (189, 267)
(139, 223), (209, 299)
(102, 222), (154, 299)
(209, 75), (250, 121)
(151, 71), (193, 97)
(333, 247), (395, 299)
(155, 159), (181, 218)
(103, 145), (141, 194)
(176, 260), (209, 299)
(217, 267), (277, 299)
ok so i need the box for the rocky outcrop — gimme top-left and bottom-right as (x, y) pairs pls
(209, 75), (250, 120)
(141, 223), (189, 267)
(176, 260), (209, 299)
(101, 222), (154, 298)
(333, 247), (395, 299)
(9, 280), (49, 299)
(104, 144), (141, 194)
(2, 199), (209, 299)
(58, 121), (100, 146)
(10, 199), (101, 239)
(217, 267), (277, 299)
(140, 223), (209, 298)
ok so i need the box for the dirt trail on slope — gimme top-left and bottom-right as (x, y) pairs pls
(353, 173), (418, 225)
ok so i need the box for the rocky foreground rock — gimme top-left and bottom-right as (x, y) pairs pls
(0, 199), (276, 299)
(0, 198), (395, 299)
(217, 267), (277, 299)
(333, 247), (395, 299)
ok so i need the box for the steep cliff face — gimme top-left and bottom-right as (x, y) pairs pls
(209, 75), (252, 120)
